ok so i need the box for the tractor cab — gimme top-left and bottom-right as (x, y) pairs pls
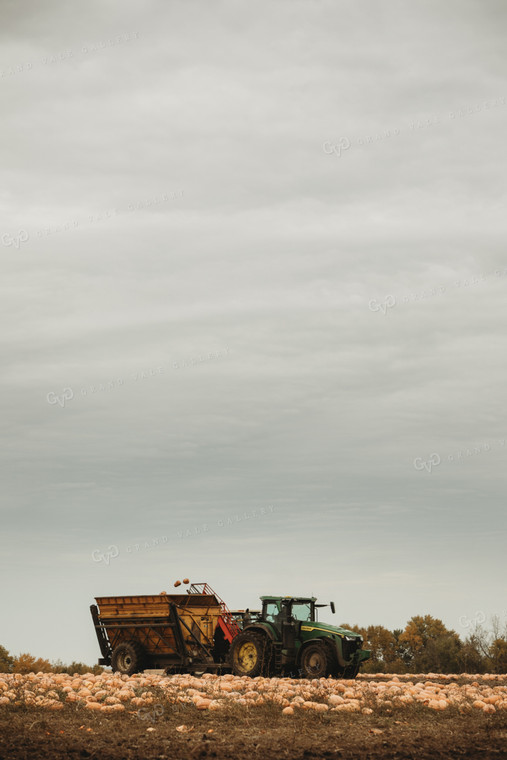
(261, 596), (316, 628)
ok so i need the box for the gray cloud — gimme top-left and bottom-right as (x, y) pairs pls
(1, 0), (506, 665)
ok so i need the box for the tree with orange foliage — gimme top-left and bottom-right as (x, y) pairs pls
(11, 653), (52, 674)
(399, 615), (462, 672)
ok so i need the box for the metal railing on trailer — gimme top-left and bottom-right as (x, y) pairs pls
(188, 583), (241, 643)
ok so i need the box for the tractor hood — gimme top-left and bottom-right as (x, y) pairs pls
(299, 621), (371, 667)
(300, 621), (363, 641)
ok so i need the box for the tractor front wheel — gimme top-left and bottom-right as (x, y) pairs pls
(299, 642), (331, 679)
(111, 640), (146, 675)
(229, 631), (271, 677)
(342, 664), (360, 679)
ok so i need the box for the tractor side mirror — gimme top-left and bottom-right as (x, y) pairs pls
(330, 601), (335, 614)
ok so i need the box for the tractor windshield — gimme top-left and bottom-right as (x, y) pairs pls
(263, 601), (281, 623)
(291, 602), (313, 622)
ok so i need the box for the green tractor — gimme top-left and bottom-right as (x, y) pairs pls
(229, 595), (370, 679)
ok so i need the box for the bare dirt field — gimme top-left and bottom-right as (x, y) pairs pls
(1, 672), (506, 759)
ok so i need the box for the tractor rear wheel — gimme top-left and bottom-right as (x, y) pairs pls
(229, 631), (272, 677)
(111, 640), (146, 675)
(300, 642), (331, 679)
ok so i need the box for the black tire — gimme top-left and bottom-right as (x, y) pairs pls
(323, 640), (340, 678)
(229, 631), (272, 677)
(299, 641), (332, 679)
(111, 640), (146, 675)
(342, 664), (360, 679)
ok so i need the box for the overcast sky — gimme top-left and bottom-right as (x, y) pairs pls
(1, 0), (506, 666)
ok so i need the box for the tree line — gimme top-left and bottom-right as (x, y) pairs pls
(1, 614), (506, 675)
(341, 614), (507, 673)
(0, 647), (103, 675)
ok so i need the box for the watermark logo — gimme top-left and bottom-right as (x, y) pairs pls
(369, 295), (396, 315)
(459, 611), (486, 629)
(46, 348), (229, 409)
(413, 453), (441, 473)
(1, 31), (141, 79)
(322, 137), (350, 157)
(35, 190), (183, 241)
(92, 506), (275, 566)
(92, 545), (120, 565)
(46, 387), (74, 408)
(286, 668), (304, 678)
(323, 97), (506, 161)
(2, 230), (29, 249)
(137, 704), (164, 722)
(367, 267), (507, 317)
(413, 439), (504, 473)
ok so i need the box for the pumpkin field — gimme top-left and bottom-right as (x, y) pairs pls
(1, 671), (506, 759)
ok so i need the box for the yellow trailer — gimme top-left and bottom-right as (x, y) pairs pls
(90, 582), (241, 674)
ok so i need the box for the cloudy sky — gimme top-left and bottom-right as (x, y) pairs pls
(1, 0), (506, 666)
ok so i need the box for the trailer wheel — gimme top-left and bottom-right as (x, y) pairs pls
(229, 631), (272, 677)
(111, 641), (145, 675)
(299, 642), (331, 679)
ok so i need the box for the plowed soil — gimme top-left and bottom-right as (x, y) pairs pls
(1, 703), (506, 760)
